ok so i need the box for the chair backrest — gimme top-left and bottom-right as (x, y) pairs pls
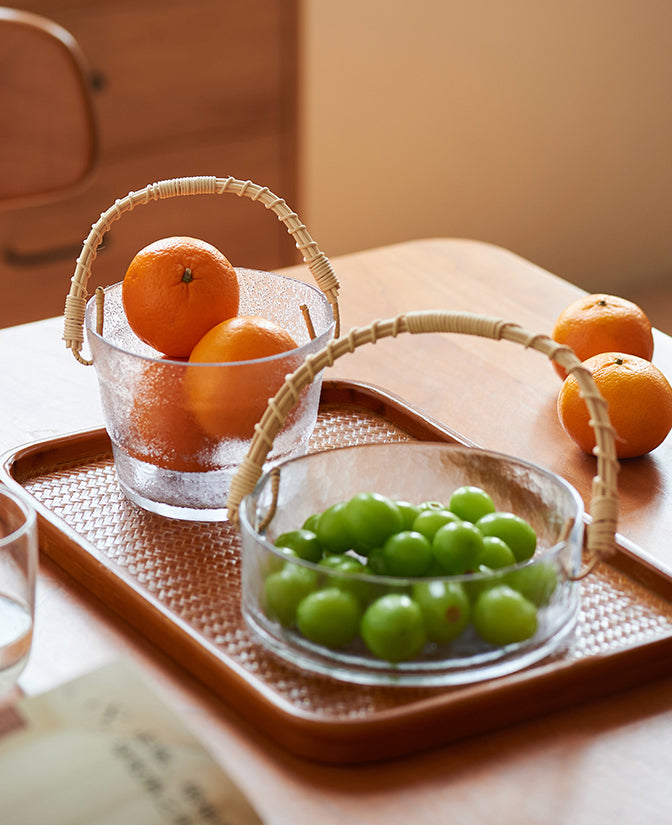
(0, 7), (98, 210)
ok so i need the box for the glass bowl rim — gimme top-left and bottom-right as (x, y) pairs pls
(84, 267), (336, 368)
(239, 441), (585, 586)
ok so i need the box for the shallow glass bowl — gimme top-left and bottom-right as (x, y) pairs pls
(239, 442), (584, 686)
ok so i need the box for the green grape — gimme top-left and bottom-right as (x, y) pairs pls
(318, 553), (367, 574)
(472, 585), (538, 645)
(412, 508), (461, 542)
(302, 512), (321, 533)
(274, 528), (323, 563)
(296, 588), (362, 649)
(432, 520), (484, 574)
(264, 562), (318, 626)
(318, 554), (377, 604)
(475, 535), (517, 569)
(417, 500), (447, 512)
(360, 593), (427, 662)
(448, 485), (496, 523)
(264, 545), (299, 576)
(341, 491), (403, 552)
(412, 580), (470, 644)
(315, 502), (354, 554)
(394, 500), (422, 530)
(379, 530), (433, 577)
(504, 562), (558, 606)
(367, 549), (416, 596)
(462, 564), (505, 603)
(476, 512), (537, 562)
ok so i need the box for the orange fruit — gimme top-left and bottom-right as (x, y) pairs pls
(552, 294), (654, 379)
(186, 315), (299, 440)
(557, 352), (672, 458)
(126, 360), (219, 472)
(122, 236), (239, 358)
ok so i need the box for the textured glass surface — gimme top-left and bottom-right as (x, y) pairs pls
(86, 270), (335, 520)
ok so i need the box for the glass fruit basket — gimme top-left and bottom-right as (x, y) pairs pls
(62, 176), (340, 520)
(227, 310), (619, 686)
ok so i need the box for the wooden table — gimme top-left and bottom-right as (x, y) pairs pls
(2, 238), (672, 823)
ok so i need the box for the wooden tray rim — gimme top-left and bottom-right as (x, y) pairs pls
(2, 379), (672, 764)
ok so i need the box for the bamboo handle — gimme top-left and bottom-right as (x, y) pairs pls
(62, 175), (341, 364)
(226, 310), (618, 576)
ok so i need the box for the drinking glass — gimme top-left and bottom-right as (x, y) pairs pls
(0, 486), (37, 697)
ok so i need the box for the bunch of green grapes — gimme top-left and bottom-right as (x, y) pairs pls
(262, 487), (558, 663)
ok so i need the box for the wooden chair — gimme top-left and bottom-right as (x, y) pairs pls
(0, 7), (98, 211)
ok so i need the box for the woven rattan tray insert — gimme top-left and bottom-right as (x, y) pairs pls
(4, 380), (672, 764)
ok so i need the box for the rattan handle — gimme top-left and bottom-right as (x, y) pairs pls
(227, 310), (619, 576)
(62, 175), (341, 364)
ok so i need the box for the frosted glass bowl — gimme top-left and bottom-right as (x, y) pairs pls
(86, 269), (335, 521)
(238, 442), (584, 686)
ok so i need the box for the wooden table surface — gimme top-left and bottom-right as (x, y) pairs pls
(2, 238), (672, 824)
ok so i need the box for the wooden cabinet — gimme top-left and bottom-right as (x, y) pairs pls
(1, 0), (298, 327)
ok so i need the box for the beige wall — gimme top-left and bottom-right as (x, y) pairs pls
(300, 0), (672, 294)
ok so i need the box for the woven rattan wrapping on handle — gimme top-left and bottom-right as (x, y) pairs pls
(62, 175), (341, 364)
(227, 310), (619, 577)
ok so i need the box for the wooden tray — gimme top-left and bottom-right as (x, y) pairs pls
(2, 379), (672, 764)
